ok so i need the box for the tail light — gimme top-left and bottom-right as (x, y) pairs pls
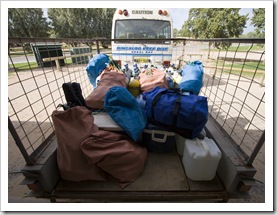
(118, 9), (128, 16)
(123, 10), (128, 16)
(158, 10), (168, 16)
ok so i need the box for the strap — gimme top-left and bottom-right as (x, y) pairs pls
(150, 88), (194, 138)
(172, 93), (181, 126)
(151, 88), (182, 119)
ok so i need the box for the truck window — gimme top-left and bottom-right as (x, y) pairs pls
(114, 20), (171, 44)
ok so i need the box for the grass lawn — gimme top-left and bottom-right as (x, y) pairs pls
(207, 44), (264, 52)
(9, 59), (74, 72)
(215, 60), (265, 71)
(221, 68), (264, 79)
(10, 62), (39, 71)
(226, 44), (264, 52)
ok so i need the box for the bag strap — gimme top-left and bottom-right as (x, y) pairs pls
(172, 93), (181, 126)
(151, 88), (181, 119)
(149, 88), (194, 139)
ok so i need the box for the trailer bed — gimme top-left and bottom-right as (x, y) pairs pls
(52, 150), (226, 202)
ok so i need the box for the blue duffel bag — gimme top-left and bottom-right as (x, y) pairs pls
(179, 60), (204, 95)
(144, 86), (208, 139)
(104, 86), (147, 142)
(86, 54), (110, 87)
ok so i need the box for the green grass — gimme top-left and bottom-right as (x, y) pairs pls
(221, 68), (264, 79)
(206, 44), (264, 52)
(226, 45), (264, 52)
(9, 59), (75, 72)
(10, 62), (39, 71)
(215, 60), (265, 71)
(65, 58), (72, 64)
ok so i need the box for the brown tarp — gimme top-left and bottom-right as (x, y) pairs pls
(81, 130), (147, 188)
(85, 68), (126, 109)
(52, 106), (107, 181)
(52, 106), (147, 188)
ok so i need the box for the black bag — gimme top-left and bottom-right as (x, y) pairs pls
(59, 82), (87, 110)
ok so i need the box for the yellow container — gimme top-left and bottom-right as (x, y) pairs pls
(128, 77), (141, 98)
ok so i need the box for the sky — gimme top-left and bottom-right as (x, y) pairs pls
(43, 8), (255, 35)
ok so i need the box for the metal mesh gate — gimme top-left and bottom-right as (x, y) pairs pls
(8, 37), (265, 168)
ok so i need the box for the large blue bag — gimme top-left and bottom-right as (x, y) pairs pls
(179, 60), (204, 95)
(104, 86), (147, 141)
(86, 54), (110, 87)
(144, 87), (208, 139)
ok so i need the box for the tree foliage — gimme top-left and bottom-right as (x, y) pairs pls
(251, 8), (265, 38)
(173, 28), (179, 37)
(8, 8), (50, 37)
(180, 8), (248, 47)
(47, 8), (116, 40)
(240, 31), (258, 38)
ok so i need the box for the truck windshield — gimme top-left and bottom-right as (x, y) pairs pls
(114, 19), (171, 44)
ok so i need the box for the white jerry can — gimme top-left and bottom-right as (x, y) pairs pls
(182, 137), (222, 181)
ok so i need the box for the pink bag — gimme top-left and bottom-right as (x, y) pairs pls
(81, 130), (147, 188)
(138, 67), (168, 93)
(51, 106), (106, 181)
(85, 67), (127, 109)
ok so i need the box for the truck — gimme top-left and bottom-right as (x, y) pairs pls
(111, 8), (173, 68)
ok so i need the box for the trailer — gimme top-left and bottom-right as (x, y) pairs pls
(7, 37), (265, 204)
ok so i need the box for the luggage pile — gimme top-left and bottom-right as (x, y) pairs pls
(51, 54), (215, 186)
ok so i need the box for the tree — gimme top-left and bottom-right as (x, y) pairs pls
(8, 8), (50, 37)
(47, 8), (116, 41)
(180, 8), (248, 49)
(251, 8), (265, 38)
(240, 31), (258, 38)
(173, 28), (179, 37)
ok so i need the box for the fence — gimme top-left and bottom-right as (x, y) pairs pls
(8, 37), (265, 168)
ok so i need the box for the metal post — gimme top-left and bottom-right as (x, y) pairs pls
(247, 130), (265, 165)
(8, 117), (34, 165)
(96, 40), (100, 54)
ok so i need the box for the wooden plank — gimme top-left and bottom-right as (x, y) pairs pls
(55, 151), (189, 192)
(125, 152), (189, 191)
(187, 175), (225, 192)
(42, 52), (93, 62)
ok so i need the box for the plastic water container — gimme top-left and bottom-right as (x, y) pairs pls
(182, 137), (222, 181)
(175, 129), (206, 157)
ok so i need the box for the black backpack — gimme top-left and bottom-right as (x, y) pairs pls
(58, 82), (87, 110)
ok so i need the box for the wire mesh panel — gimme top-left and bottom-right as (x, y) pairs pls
(197, 39), (265, 161)
(8, 38), (95, 163)
(8, 37), (265, 167)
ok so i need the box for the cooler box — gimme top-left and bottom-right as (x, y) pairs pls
(182, 137), (221, 181)
(142, 123), (176, 153)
